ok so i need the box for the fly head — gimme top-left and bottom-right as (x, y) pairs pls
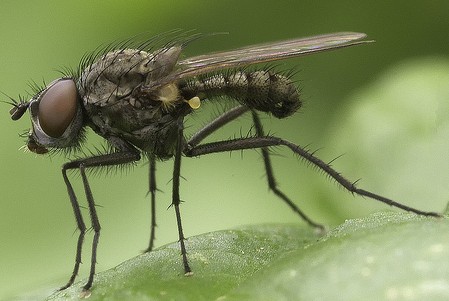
(8, 78), (85, 154)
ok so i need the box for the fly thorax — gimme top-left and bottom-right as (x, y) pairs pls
(79, 49), (156, 108)
(77, 46), (191, 157)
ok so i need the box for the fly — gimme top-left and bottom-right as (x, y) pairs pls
(6, 31), (441, 293)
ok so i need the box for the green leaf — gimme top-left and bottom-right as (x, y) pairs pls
(46, 224), (318, 300)
(45, 212), (449, 301)
(225, 212), (449, 301)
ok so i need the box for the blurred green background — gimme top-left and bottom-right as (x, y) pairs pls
(1, 0), (448, 299)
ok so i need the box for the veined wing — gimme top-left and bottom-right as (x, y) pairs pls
(148, 32), (372, 89)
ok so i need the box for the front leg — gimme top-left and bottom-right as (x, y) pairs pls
(60, 138), (141, 292)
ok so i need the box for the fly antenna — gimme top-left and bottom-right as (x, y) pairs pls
(0, 90), (30, 120)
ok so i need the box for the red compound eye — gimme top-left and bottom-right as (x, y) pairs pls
(38, 79), (78, 138)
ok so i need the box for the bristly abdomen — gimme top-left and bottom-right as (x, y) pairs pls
(180, 69), (301, 118)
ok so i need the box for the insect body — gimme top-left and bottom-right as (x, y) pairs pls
(80, 45), (300, 158)
(7, 32), (441, 293)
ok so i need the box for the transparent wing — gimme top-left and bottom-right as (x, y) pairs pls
(148, 32), (372, 89)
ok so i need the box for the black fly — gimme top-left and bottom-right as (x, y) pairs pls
(6, 31), (441, 292)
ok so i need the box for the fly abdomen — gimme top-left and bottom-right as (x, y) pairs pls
(181, 70), (301, 118)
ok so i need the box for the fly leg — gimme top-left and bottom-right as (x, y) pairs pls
(59, 138), (141, 291)
(185, 135), (442, 218)
(163, 105), (249, 274)
(145, 156), (157, 252)
(251, 111), (324, 230)
(172, 117), (192, 275)
(58, 167), (87, 291)
(186, 105), (324, 229)
(187, 105), (249, 146)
